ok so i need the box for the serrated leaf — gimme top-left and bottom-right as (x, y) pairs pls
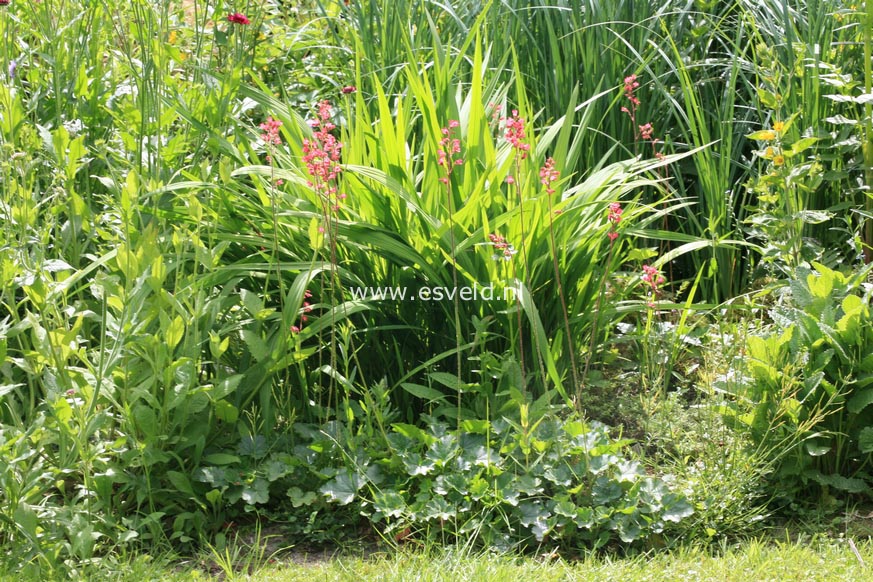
(320, 470), (364, 505)
(287, 486), (317, 508)
(238, 435), (268, 459)
(373, 490), (406, 519)
(517, 501), (551, 541)
(426, 435), (459, 466)
(265, 460), (290, 481)
(662, 494), (694, 522)
(813, 473), (869, 493)
(241, 329), (270, 362)
(859, 427), (873, 454)
(194, 466), (228, 487)
(241, 478), (270, 505)
(847, 389), (873, 414)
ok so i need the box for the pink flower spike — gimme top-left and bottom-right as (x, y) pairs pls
(259, 117), (283, 145)
(291, 325), (301, 333)
(608, 231), (619, 242)
(341, 86), (357, 94)
(639, 123), (654, 141)
(608, 202), (623, 226)
(539, 157), (559, 189)
(448, 120), (460, 128)
(505, 176), (515, 184)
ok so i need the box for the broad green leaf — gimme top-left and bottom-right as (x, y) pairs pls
(287, 486), (317, 508)
(391, 422), (432, 443)
(133, 405), (158, 437)
(203, 453), (240, 465)
(213, 375), (243, 400)
(166, 471), (195, 496)
(14, 502), (38, 539)
(400, 382), (447, 403)
(859, 427), (873, 454)
(662, 494), (694, 522)
(747, 129), (778, 141)
(320, 470), (364, 505)
(165, 315), (185, 351)
(848, 389), (873, 414)
(238, 435), (268, 459)
(240, 329), (270, 362)
(372, 490), (406, 519)
(242, 478), (270, 505)
(804, 438), (832, 457)
(813, 473), (869, 493)
(786, 137), (818, 157)
(214, 400), (239, 423)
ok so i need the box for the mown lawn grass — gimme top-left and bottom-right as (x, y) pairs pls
(4, 536), (871, 581)
(249, 538), (872, 582)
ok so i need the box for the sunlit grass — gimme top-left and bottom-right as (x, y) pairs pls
(244, 538), (873, 582)
(4, 537), (870, 582)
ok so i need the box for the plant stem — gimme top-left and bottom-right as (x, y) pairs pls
(864, 0), (873, 263)
(546, 190), (580, 400)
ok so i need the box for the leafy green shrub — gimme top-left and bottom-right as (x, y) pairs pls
(192, 411), (693, 551)
(718, 263), (873, 503)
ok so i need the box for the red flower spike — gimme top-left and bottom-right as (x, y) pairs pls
(227, 13), (250, 25)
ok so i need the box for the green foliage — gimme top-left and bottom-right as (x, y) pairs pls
(3, 0), (873, 571)
(719, 263), (873, 504)
(310, 414), (691, 550)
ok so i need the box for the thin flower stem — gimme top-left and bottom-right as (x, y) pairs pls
(546, 189), (580, 401)
(445, 176), (463, 425)
(582, 236), (616, 394)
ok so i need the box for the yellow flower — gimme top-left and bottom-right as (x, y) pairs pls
(763, 146), (775, 159)
(169, 30), (177, 45)
(773, 121), (784, 133)
(758, 130), (777, 141)
(773, 155), (785, 167)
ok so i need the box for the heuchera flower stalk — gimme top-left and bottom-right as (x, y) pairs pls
(437, 120), (463, 183)
(303, 101), (345, 212)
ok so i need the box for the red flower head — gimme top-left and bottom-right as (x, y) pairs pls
(0, 1), (9, 6)
(341, 86), (357, 94)
(227, 13), (250, 25)
(608, 202), (623, 225)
